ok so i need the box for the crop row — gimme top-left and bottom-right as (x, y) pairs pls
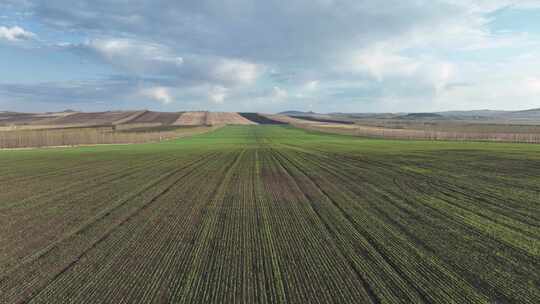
(1, 125), (538, 303)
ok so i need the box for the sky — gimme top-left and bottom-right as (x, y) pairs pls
(0, 0), (539, 113)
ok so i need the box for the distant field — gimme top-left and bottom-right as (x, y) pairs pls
(0, 110), (271, 148)
(0, 125), (217, 149)
(0, 111), (275, 131)
(207, 112), (256, 125)
(290, 115), (355, 124)
(1, 125), (538, 303)
(350, 119), (540, 134)
(272, 115), (540, 143)
(127, 111), (183, 125)
(4, 110), (540, 145)
(50, 111), (142, 126)
(239, 113), (287, 124)
(173, 111), (209, 126)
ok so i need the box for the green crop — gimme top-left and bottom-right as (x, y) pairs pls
(1, 125), (538, 303)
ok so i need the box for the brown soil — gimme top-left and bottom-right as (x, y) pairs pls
(206, 112), (257, 125)
(51, 111), (141, 126)
(173, 112), (209, 126)
(127, 111), (183, 125)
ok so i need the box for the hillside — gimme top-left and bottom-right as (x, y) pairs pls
(0, 110), (281, 130)
(279, 108), (540, 122)
(502, 108), (540, 120)
(397, 113), (445, 120)
(278, 110), (318, 116)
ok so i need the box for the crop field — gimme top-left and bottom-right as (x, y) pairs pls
(206, 112), (256, 125)
(127, 111), (183, 125)
(239, 113), (287, 124)
(268, 114), (540, 143)
(0, 126), (216, 149)
(50, 111), (142, 126)
(290, 115), (356, 124)
(173, 111), (209, 126)
(280, 119), (540, 143)
(0, 125), (539, 303)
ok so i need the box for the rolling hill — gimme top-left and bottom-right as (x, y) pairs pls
(0, 110), (284, 130)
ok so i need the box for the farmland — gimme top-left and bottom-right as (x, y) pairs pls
(271, 108), (540, 143)
(4, 110), (540, 148)
(0, 125), (539, 303)
(0, 125), (217, 149)
(269, 114), (540, 143)
(0, 110), (255, 148)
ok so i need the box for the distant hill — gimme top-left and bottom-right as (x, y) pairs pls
(397, 113), (444, 120)
(329, 112), (401, 119)
(515, 107), (540, 113)
(290, 115), (355, 124)
(435, 108), (540, 121)
(0, 110), (285, 129)
(3, 107), (540, 129)
(502, 108), (540, 120)
(284, 108), (540, 122)
(436, 110), (507, 117)
(278, 111), (318, 116)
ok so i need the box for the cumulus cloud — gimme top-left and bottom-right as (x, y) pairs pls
(74, 38), (184, 75)
(212, 59), (262, 86)
(140, 86), (173, 104)
(304, 81), (319, 91)
(353, 49), (420, 82)
(61, 38), (264, 92)
(0, 26), (35, 41)
(3, 0), (540, 112)
(91, 39), (179, 63)
(25, 0), (471, 63)
(351, 45), (456, 94)
(271, 86), (288, 101)
(208, 86), (229, 104)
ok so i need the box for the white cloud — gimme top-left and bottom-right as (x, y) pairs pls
(295, 80), (320, 98)
(0, 26), (35, 42)
(140, 86), (173, 104)
(304, 80), (319, 91)
(351, 45), (456, 88)
(70, 38), (264, 90)
(91, 39), (183, 65)
(433, 80), (537, 111)
(352, 48), (420, 81)
(212, 59), (263, 86)
(408, 54), (540, 111)
(5, 1), (540, 112)
(209, 86), (229, 104)
(446, 0), (540, 12)
(86, 38), (183, 75)
(525, 77), (540, 93)
(271, 86), (288, 100)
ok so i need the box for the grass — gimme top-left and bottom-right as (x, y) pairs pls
(0, 125), (539, 303)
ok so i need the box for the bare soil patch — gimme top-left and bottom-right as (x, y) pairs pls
(207, 112), (257, 125)
(173, 111), (209, 126)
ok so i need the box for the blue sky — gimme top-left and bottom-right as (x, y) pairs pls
(1, 0), (539, 113)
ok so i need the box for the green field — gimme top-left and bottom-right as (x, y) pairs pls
(1, 125), (539, 303)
